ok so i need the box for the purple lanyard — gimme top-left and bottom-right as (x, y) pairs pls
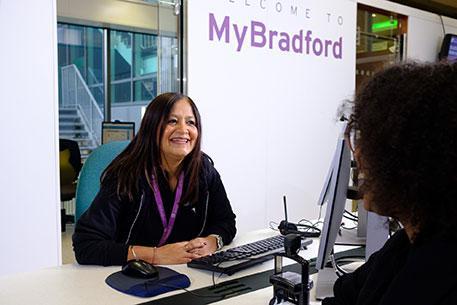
(151, 172), (184, 246)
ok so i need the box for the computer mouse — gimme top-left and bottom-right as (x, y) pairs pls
(121, 259), (159, 279)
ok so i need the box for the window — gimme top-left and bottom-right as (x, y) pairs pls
(57, 22), (178, 149)
(58, 24), (104, 110)
(356, 5), (407, 90)
(110, 30), (159, 104)
(58, 24), (176, 107)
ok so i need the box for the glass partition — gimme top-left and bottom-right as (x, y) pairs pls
(58, 24), (104, 111)
(57, 0), (181, 262)
(158, 1), (180, 93)
(351, 4), (407, 213)
(356, 5), (408, 91)
(58, 22), (179, 141)
(134, 33), (158, 102)
(110, 30), (159, 104)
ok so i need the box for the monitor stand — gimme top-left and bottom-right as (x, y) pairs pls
(335, 227), (367, 246)
(335, 206), (388, 258)
(365, 211), (389, 259)
(315, 266), (338, 300)
(315, 203), (389, 300)
(335, 202), (367, 246)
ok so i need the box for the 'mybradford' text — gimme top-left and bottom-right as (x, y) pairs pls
(209, 13), (343, 59)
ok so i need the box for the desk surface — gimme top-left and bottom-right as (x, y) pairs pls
(0, 229), (340, 305)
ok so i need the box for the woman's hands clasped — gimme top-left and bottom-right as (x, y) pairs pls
(154, 242), (201, 264)
(154, 236), (217, 264)
(186, 236), (218, 257)
(130, 235), (218, 265)
(155, 235), (218, 264)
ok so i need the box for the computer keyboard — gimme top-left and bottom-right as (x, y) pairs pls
(187, 235), (313, 275)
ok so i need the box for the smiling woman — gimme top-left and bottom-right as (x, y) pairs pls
(160, 99), (199, 182)
(72, 92), (237, 266)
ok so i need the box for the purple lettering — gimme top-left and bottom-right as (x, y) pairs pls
(251, 21), (266, 48)
(233, 24), (248, 52)
(313, 38), (323, 56)
(269, 30), (278, 49)
(292, 30), (303, 53)
(324, 40), (332, 57)
(209, 13), (229, 42)
(207, 14), (343, 59)
(278, 32), (290, 51)
(333, 37), (343, 59)
(304, 30), (312, 54)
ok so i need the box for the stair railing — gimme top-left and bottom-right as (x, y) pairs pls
(61, 64), (103, 145)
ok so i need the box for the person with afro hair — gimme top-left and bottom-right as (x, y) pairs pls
(323, 62), (457, 305)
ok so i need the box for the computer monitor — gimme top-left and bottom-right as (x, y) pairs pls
(102, 121), (135, 144)
(314, 125), (389, 300)
(439, 34), (457, 62)
(315, 131), (352, 271)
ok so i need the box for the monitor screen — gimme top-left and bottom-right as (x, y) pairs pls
(439, 34), (457, 62)
(315, 134), (352, 270)
(448, 35), (457, 61)
(102, 121), (135, 144)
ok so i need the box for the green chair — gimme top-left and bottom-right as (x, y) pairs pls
(74, 141), (129, 222)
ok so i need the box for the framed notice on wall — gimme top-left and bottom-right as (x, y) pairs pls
(102, 121), (135, 144)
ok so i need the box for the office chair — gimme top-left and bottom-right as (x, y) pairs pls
(74, 141), (129, 223)
(59, 139), (82, 232)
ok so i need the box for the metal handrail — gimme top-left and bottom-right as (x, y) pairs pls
(61, 64), (103, 145)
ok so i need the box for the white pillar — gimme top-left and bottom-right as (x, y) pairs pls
(0, 0), (61, 276)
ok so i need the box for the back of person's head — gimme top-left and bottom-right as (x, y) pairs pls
(351, 61), (457, 240)
(102, 92), (202, 203)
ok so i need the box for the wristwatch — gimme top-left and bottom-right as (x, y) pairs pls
(210, 234), (224, 251)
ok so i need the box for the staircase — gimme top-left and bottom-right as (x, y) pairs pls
(60, 64), (104, 160)
(59, 106), (97, 160)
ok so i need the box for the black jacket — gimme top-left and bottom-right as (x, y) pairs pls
(73, 155), (237, 266)
(323, 229), (457, 305)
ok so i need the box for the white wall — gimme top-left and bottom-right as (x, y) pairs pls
(0, 0), (61, 276)
(359, 0), (457, 62)
(187, 0), (357, 233)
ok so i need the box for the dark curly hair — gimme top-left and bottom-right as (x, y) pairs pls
(351, 62), (457, 241)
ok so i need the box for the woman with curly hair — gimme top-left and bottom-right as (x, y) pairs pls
(323, 62), (457, 305)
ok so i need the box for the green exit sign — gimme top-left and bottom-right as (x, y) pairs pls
(372, 20), (398, 32)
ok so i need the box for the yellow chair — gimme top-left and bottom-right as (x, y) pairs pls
(59, 139), (81, 232)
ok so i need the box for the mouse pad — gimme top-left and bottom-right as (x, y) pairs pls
(105, 266), (191, 298)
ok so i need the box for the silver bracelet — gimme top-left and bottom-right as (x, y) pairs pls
(130, 245), (138, 260)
